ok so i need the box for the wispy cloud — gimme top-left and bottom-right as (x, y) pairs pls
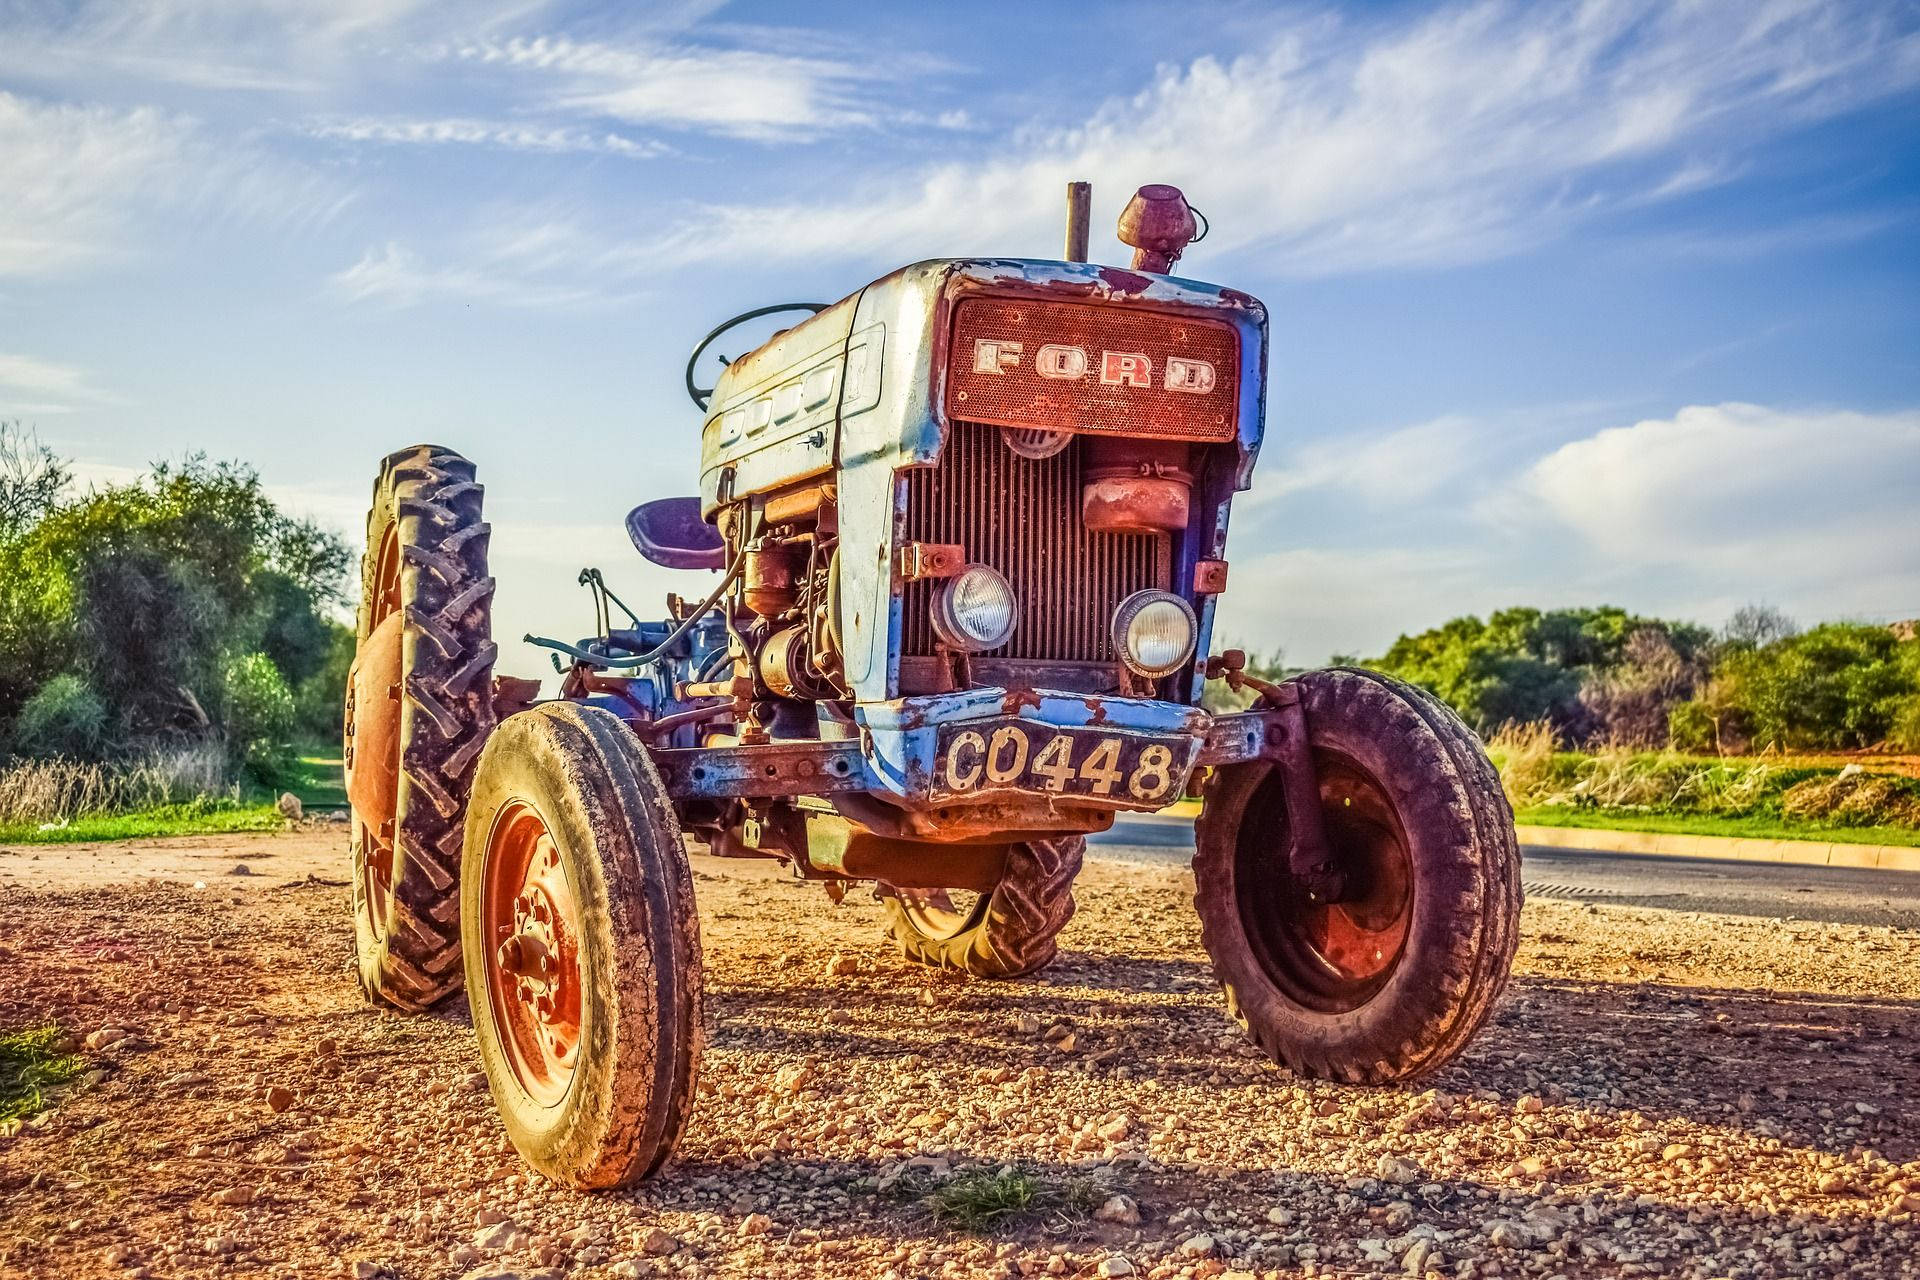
(651, 0), (1920, 269)
(328, 240), (613, 309)
(0, 91), (197, 276)
(443, 33), (896, 142)
(303, 116), (669, 159)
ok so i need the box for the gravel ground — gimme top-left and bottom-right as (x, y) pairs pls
(2, 830), (1917, 1280)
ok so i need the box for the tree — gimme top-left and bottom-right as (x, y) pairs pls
(0, 451), (352, 756)
(1722, 604), (1799, 649)
(0, 422), (70, 536)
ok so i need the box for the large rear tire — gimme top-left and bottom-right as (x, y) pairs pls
(879, 836), (1084, 978)
(1193, 668), (1520, 1083)
(462, 703), (704, 1189)
(346, 445), (497, 1011)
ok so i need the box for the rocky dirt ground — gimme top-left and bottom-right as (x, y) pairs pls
(1, 830), (1917, 1280)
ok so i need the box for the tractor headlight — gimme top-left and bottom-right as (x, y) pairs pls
(932, 564), (1018, 652)
(1113, 590), (1197, 678)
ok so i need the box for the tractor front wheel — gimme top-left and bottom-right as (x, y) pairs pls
(1193, 668), (1521, 1083)
(462, 703), (704, 1189)
(346, 445), (496, 1011)
(879, 836), (1084, 978)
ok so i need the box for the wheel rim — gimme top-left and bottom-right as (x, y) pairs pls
(897, 888), (987, 941)
(1236, 753), (1414, 1012)
(349, 527), (404, 939)
(481, 800), (584, 1107)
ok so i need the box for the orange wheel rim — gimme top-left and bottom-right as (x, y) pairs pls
(350, 527), (404, 938)
(1237, 754), (1414, 1012)
(481, 800), (584, 1107)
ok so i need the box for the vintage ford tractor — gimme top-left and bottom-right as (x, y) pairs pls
(343, 184), (1521, 1189)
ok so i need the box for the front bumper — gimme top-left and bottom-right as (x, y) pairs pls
(651, 687), (1283, 806)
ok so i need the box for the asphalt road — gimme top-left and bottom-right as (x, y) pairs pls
(1091, 813), (1920, 930)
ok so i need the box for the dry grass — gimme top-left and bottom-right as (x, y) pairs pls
(0, 744), (234, 827)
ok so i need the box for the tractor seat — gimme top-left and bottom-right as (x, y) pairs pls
(626, 497), (726, 571)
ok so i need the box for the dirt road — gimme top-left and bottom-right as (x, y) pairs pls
(2, 829), (1917, 1280)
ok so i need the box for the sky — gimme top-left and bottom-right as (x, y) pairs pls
(2, 0), (1918, 679)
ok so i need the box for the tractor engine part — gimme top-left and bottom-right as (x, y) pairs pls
(741, 538), (805, 617)
(1117, 183), (1203, 273)
(1081, 436), (1193, 533)
(757, 625), (838, 701)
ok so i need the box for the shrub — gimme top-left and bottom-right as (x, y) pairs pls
(9, 674), (108, 760)
(1667, 700), (1718, 754)
(221, 652), (296, 784)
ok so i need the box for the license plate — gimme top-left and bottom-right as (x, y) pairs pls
(931, 719), (1197, 804)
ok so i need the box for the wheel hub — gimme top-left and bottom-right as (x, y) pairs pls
(482, 802), (583, 1106)
(1238, 755), (1414, 1011)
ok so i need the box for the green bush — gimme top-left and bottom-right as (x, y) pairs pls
(1667, 700), (1718, 754)
(221, 652), (296, 784)
(9, 674), (108, 760)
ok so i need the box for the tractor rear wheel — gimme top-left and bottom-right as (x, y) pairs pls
(462, 703), (704, 1189)
(346, 445), (497, 1012)
(879, 836), (1084, 978)
(1192, 667), (1520, 1083)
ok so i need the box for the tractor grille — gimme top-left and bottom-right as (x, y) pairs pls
(900, 421), (1171, 663)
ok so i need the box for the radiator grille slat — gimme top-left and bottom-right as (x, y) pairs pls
(901, 422), (1170, 663)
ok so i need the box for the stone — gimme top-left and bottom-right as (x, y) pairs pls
(825, 953), (859, 976)
(1179, 1234), (1216, 1258)
(264, 1086), (296, 1113)
(1015, 1013), (1043, 1035)
(229, 864), (253, 876)
(1402, 1239), (1433, 1273)
(1375, 1155), (1421, 1184)
(276, 792), (303, 819)
(1095, 1259), (1136, 1278)
(210, 1185), (254, 1206)
(1095, 1194), (1142, 1226)
(739, 1213), (772, 1236)
(1265, 1207), (1295, 1226)
(351, 1264), (389, 1280)
(1515, 1095), (1544, 1114)
(1661, 1143), (1694, 1162)
(640, 1228), (680, 1256)
(1096, 1118), (1131, 1143)
(83, 1027), (129, 1051)
(1817, 1172), (1853, 1195)
(474, 1220), (528, 1254)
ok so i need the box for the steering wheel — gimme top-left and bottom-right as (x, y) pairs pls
(684, 302), (828, 411)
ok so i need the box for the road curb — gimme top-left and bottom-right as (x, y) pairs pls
(1516, 824), (1920, 873)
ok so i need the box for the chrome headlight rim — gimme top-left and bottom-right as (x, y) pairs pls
(931, 563), (1019, 653)
(1111, 588), (1198, 678)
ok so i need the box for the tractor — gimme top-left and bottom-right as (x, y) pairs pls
(342, 183), (1521, 1190)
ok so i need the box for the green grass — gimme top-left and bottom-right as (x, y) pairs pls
(917, 1167), (1103, 1233)
(0, 749), (343, 846)
(0, 799), (285, 844)
(1514, 805), (1920, 848)
(0, 1027), (83, 1128)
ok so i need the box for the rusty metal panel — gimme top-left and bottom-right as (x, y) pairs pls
(945, 297), (1238, 442)
(653, 739), (869, 800)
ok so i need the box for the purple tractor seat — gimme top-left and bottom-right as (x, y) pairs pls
(625, 497), (726, 571)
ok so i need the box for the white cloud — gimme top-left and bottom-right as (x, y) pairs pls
(654, 0), (1920, 268)
(447, 34), (887, 141)
(0, 92), (197, 276)
(303, 116), (668, 158)
(328, 241), (607, 308)
(1251, 415), (1481, 506)
(1515, 403), (1920, 607)
(0, 352), (121, 414)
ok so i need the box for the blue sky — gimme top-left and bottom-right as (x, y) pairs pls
(3, 0), (1918, 678)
